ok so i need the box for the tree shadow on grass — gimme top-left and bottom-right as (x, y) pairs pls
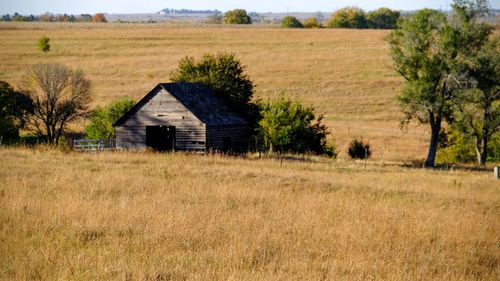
(400, 159), (493, 173)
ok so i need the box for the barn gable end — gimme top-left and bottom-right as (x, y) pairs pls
(113, 82), (248, 152)
(115, 85), (206, 151)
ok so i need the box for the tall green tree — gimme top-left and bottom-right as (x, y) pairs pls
(455, 40), (499, 165)
(223, 9), (252, 24)
(327, 7), (367, 29)
(386, 9), (459, 167)
(85, 97), (135, 139)
(387, 0), (496, 167)
(366, 8), (400, 29)
(169, 52), (257, 120)
(0, 81), (31, 144)
(169, 53), (260, 147)
(449, 0), (498, 165)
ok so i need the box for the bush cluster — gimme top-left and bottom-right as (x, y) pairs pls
(279, 7), (399, 29)
(281, 16), (304, 28)
(85, 97), (135, 140)
(303, 17), (321, 28)
(0, 12), (105, 22)
(437, 128), (500, 164)
(37, 36), (50, 53)
(348, 138), (371, 159)
(223, 9), (252, 24)
(259, 97), (336, 157)
(327, 7), (400, 29)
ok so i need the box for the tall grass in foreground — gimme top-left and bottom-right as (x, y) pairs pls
(0, 147), (498, 280)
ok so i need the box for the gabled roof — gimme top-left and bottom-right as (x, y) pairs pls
(113, 82), (248, 127)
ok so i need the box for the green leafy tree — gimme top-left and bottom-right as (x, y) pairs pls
(327, 7), (367, 29)
(386, 9), (462, 168)
(259, 98), (335, 161)
(303, 17), (320, 28)
(21, 63), (92, 145)
(0, 81), (31, 144)
(449, 1), (498, 165)
(489, 134), (500, 161)
(437, 126), (500, 163)
(387, 1), (495, 167)
(11, 12), (25, 21)
(281, 16), (303, 28)
(456, 39), (500, 165)
(223, 9), (252, 24)
(37, 36), (50, 53)
(366, 7), (400, 29)
(169, 53), (260, 148)
(85, 97), (135, 139)
(437, 127), (477, 163)
(169, 52), (256, 122)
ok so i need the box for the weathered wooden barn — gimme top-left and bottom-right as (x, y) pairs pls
(113, 82), (248, 152)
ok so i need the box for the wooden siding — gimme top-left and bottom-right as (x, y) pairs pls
(115, 88), (206, 151)
(115, 84), (249, 153)
(206, 125), (248, 153)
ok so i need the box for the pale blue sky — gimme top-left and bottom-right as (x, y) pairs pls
(1, 0), (499, 14)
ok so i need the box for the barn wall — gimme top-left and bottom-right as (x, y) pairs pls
(116, 88), (206, 151)
(206, 125), (248, 153)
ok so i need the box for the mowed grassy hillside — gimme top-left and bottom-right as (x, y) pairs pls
(0, 22), (428, 160)
(0, 148), (498, 280)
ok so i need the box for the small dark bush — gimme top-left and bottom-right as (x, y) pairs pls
(37, 36), (50, 53)
(348, 138), (371, 159)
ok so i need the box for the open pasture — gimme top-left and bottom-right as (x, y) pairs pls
(0, 22), (427, 160)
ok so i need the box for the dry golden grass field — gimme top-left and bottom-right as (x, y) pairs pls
(1, 23), (499, 281)
(0, 22), (428, 160)
(0, 148), (499, 280)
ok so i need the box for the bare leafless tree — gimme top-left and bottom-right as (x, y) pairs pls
(21, 63), (91, 145)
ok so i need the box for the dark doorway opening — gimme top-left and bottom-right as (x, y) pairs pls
(146, 126), (175, 151)
(222, 137), (232, 153)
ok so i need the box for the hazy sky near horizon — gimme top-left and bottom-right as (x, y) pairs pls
(1, 0), (499, 14)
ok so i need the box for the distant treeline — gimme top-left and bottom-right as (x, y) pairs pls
(160, 8), (221, 15)
(0, 12), (106, 22)
(212, 7), (402, 29)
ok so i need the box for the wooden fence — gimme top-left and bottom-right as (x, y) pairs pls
(72, 139), (116, 152)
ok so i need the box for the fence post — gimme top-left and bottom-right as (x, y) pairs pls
(495, 167), (499, 179)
